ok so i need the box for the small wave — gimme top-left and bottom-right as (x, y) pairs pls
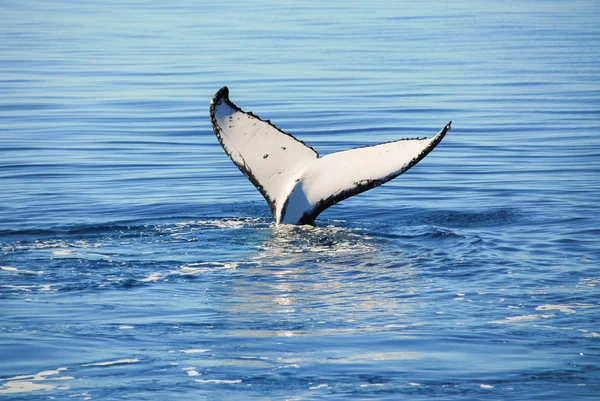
(183, 368), (200, 377)
(1, 283), (58, 295)
(194, 218), (259, 229)
(66, 223), (148, 235)
(428, 229), (465, 240)
(424, 209), (519, 228)
(0, 217), (262, 244)
(195, 379), (242, 384)
(0, 265), (44, 275)
(162, 217), (267, 231)
(309, 383), (329, 390)
(139, 273), (163, 282)
(0, 367), (72, 395)
(179, 262), (238, 275)
(0, 228), (58, 238)
(489, 314), (556, 324)
(180, 349), (211, 354)
(0, 223), (146, 238)
(374, 227), (465, 242)
(535, 303), (595, 314)
(81, 358), (140, 367)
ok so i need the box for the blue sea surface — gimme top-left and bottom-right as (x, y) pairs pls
(1, 1), (599, 400)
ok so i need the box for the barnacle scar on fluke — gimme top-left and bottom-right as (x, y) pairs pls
(210, 86), (451, 225)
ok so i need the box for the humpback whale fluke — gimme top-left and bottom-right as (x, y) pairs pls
(210, 86), (451, 225)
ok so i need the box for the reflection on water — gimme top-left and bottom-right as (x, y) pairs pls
(235, 223), (419, 335)
(255, 223), (377, 262)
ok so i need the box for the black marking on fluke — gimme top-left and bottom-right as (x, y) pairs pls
(210, 86), (451, 225)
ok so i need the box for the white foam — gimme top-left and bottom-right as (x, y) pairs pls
(2, 374), (34, 381)
(508, 314), (555, 321)
(536, 303), (595, 314)
(179, 262), (238, 274)
(252, 225), (376, 262)
(0, 367), (70, 394)
(0, 266), (17, 271)
(309, 384), (328, 390)
(278, 364), (300, 369)
(196, 219), (248, 229)
(81, 358), (139, 367)
(52, 249), (72, 256)
(0, 380), (56, 394)
(577, 278), (599, 289)
(536, 304), (576, 314)
(2, 285), (33, 292)
(140, 273), (162, 282)
(180, 349), (210, 354)
(119, 325), (134, 330)
(37, 368), (68, 377)
(490, 314), (555, 324)
(480, 384), (494, 389)
(2, 367), (67, 382)
(4, 282), (51, 292)
(195, 379), (242, 384)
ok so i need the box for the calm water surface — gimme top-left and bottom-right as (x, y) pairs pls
(1, 1), (599, 400)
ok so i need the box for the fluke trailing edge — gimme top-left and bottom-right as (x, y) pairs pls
(210, 86), (451, 225)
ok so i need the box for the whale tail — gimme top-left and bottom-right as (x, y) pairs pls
(210, 86), (450, 225)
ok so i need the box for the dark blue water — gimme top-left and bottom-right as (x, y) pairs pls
(1, 1), (599, 399)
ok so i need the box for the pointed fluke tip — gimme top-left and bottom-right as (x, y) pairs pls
(211, 86), (230, 105)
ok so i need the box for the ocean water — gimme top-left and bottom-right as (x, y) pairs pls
(1, 0), (599, 399)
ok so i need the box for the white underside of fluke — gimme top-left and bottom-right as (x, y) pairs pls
(210, 86), (451, 225)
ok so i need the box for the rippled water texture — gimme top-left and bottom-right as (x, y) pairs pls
(1, 1), (599, 400)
